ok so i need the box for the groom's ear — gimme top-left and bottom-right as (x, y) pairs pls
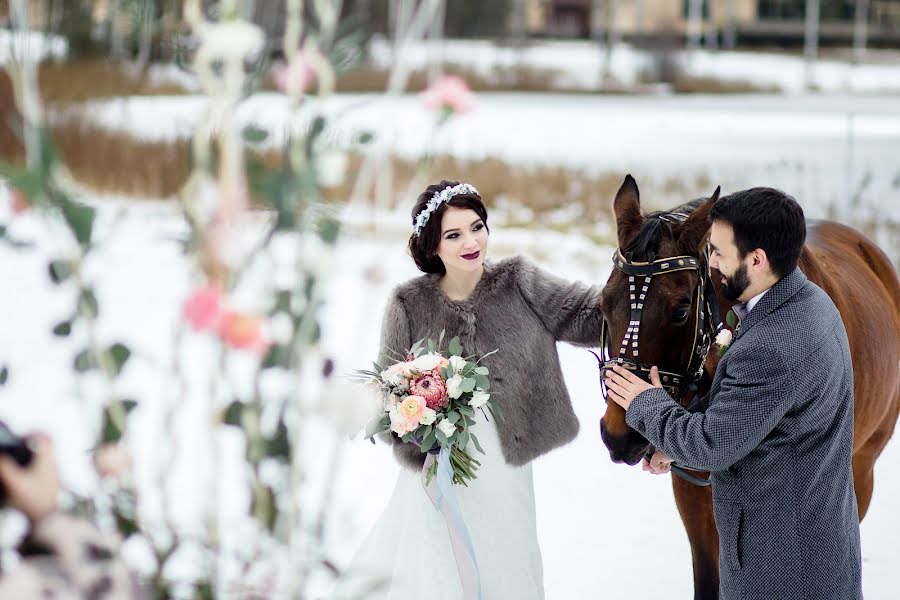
(613, 174), (643, 250)
(679, 186), (720, 254)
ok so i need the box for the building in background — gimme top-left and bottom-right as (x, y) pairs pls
(522, 0), (900, 47)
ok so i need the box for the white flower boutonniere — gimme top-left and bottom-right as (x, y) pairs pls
(716, 328), (734, 357)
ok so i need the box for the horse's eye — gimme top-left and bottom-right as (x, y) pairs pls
(673, 306), (691, 322)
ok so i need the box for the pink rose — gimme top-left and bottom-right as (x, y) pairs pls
(218, 311), (268, 354)
(421, 75), (475, 114)
(410, 373), (448, 410)
(273, 51), (317, 96)
(389, 397), (424, 435)
(184, 284), (224, 331)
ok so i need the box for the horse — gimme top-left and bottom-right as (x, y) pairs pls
(598, 175), (900, 600)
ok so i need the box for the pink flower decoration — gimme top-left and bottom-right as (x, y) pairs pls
(410, 372), (448, 410)
(273, 52), (317, 96)
(218, 311), (268, 354)
(10, 189), (29, 215)
(184, 284), (224, 331)
(421, 75), (475, 114)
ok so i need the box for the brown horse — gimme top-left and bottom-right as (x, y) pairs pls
(598, 175), (900, 600)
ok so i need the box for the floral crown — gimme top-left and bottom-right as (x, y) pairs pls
(413, 183), (479, 236)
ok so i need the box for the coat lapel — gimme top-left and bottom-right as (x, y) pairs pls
(733, 267), (807, 342)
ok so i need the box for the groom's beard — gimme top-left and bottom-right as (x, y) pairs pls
(722, 263), (751, 301)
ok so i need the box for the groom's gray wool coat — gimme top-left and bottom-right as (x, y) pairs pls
(627, 268), (861, 600)
(378, 256), (604, 469)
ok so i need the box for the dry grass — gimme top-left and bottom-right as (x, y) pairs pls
(671, 75), (781, 95)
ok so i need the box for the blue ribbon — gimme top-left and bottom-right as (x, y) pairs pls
(423, 447), (483, 600)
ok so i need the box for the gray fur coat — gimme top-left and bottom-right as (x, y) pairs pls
(378, 256), (604, 469)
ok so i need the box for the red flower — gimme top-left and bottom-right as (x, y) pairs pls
(410, 372), (449, 410)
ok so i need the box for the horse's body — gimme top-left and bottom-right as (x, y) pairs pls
(600, 178), (900, 599)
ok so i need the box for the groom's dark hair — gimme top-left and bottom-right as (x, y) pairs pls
(710, 187), (806, 279)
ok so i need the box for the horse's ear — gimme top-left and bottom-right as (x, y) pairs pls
(679, 186), (720, 254)
(613, 174), (643, 249)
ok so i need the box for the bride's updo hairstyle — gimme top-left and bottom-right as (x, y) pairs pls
(407, 180), (489, 275)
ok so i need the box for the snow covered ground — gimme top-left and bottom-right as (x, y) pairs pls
(74, 90), (900, 262)
(0, 197), (897, 598)
(370, 37), (900, 95)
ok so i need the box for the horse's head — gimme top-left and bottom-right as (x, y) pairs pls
(599, 175), (720, 465)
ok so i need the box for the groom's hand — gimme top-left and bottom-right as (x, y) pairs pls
(604, 365), (663, 411)
(642, 450), (673, 475)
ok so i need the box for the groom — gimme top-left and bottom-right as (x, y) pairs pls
(604, 188), (862, 600)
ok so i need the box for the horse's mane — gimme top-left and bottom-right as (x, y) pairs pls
(622, 198), (705, 261)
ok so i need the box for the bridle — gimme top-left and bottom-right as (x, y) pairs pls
(594, 212), (721, 486)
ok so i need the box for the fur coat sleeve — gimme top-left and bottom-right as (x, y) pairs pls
(515, 258), (604, 347)
(376, 291), (427, 470)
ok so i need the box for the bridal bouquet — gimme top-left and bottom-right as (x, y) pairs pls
(357, 333), (500, 486)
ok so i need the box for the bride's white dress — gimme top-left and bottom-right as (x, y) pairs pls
(338, 410), (544, 599)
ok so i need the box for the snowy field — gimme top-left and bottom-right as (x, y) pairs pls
(371, 37), (900, 95)
(80, 92), (900, 216)
(0, 196), (897, 598)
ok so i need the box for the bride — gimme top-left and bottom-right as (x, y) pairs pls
(339, 181), (604, 599)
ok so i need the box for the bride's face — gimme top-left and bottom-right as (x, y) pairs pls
(435, 207), (489, 274)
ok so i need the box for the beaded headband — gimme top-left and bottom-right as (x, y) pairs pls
(413, 183), (479, 236)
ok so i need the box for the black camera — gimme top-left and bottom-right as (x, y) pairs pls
(0, 420), (34, 506)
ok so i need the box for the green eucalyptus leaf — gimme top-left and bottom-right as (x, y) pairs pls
(460, 378), (476, 393)
(448, 336), (463, 357)
(0, 366), (8, 386)
(78, 289), (99, 318)
(223, 401), (244, 427)
(317, 216), (340, 244)
(726, 310), (737, 328)
(446, 411), (459, 425)
(265, 422), (290, 461)
(470, 433), (485, 455)
(47, 260), (71, 284)
(474, 374), (490, 391)
(108, 343), (131, 376)
(474, 366), (489, 375)
(262, 344), (291, 369)
(58, 197), (95, 248)
(52, 321), (72, 337)
(241, 124), (269, 144)
(100, 400), (137, 444)
(73, 349), (99, 372)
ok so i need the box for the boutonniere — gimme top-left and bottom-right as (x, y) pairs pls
(715, 327), (733, 357)
(716, 309), (740, 357)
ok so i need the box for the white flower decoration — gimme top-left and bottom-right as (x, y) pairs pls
(468, 390), (490, 409)
(437, 418), (457, 438)
(413, 183), (479, 236)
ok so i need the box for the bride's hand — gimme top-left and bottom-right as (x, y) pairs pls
(642, 450), (673, 475)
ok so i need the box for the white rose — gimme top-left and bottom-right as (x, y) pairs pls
(419, 407), (437, 425)
(437, 418), (457, 438)
(380, 363), (407, 386)
(389, 405), (415, 435)
(412, 353), (443, 372)
(468, 390), (490, 409)
(446, 374), (464, 399)
(715, 329), (733, 348)
(448, 355), (467, 373)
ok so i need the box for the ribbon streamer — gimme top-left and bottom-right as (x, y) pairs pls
(423, 447), (482, 600)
